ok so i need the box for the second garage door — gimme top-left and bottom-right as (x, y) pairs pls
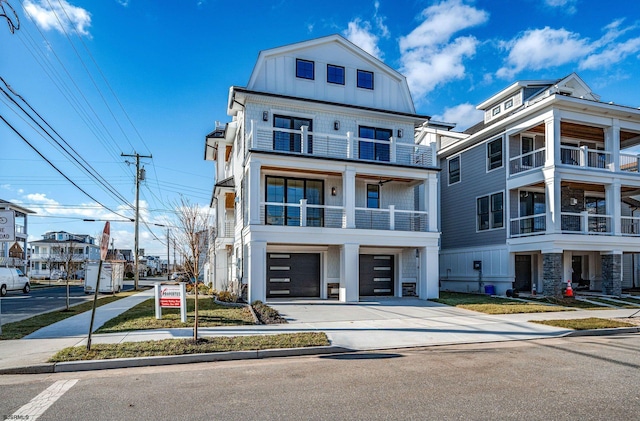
(267, 253), (320, 298)
(359, 254), (394, 296)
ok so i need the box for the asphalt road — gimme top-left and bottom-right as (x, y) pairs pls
(0, 334), (638, 420)
(0, 283), (134, 325)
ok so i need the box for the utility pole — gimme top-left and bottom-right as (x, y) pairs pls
(122, 152), (152, 290)
(167, 227), (170, 281)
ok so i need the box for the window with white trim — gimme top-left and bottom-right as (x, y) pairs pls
(477, 192), (504, 231)
(487, 138), (503, 171)
(448, 156), (460, 185)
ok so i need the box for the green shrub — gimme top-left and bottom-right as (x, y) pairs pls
(216, 291), (239, 303)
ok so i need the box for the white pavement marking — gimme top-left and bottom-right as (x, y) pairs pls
(11, 379), (78, 420)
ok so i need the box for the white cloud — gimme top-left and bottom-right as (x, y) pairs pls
(545, 0), (577, 14)
(24, 0), (91, 36)
(496, 27), (590, 79)
(344, 19), (383, 59)
(581, 37), (640, 70)
(117, 0), (130, 7)
(398, 0), (489, 101)
(433, 103), (483, 131)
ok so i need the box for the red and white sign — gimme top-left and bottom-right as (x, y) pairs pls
(100, 221), (110, 261)
(159, 286), (182, 308)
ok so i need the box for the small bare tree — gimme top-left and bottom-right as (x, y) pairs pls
(173, 197), (211, 341)
(59, 240), (78, 311)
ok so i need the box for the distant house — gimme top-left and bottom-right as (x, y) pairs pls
(426, 73), (640, 296)
(204, 35), (440, 302)
(0, 199), (35, 274)
(29, 231), (100, 279)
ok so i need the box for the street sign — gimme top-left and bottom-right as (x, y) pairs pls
(159, 286), (182, 308)
(100, 221), (110, 261)
(0, 210), (16, 242)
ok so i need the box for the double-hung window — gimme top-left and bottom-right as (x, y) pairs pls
(273, 115), (313, 153)
(327, 64), (345, 85)
(357, 70), (374, 89)
(487, 138), (503, 171)
(358, 126), (391, 162)
(448, 156), (460, 184)
(367, 184), (380, 208)
(296, 59), (314, 80)
(477, 192), (504, 231)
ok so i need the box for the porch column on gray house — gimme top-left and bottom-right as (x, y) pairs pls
(542, 252), (564, 296)
(340, 243), (359, 302)
(343, 166), (356, 229)
(248, 160), (262, 225)
(601, 252), (622, 296)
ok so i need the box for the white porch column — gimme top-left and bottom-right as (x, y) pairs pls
(247, 240), (267, 304)
(544, 171), (561, 233)
(346, 132), (354, 159)
(418, 246), (439, 300)
(339, 243), (359, 302)
(425, 174), (438, 232)
(606, 180), (621, 235)
(605, 119), (620, 172)
(300, 126), (308, 154)
(343, 166), (356, 229)
(248, 160), (261, 225)
(544, 112), (561, 167)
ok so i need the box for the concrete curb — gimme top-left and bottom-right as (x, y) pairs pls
(562, 326), (640, 337)
(0, 346), (352, 375)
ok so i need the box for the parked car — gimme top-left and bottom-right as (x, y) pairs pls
(171, 272), (189, 282)
(0, 267), (30, 296)
(49, 270), (67, 280)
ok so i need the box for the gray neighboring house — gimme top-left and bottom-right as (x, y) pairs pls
(420, 73), (640, 297)
(29, 231), (100, 279)
(0, 199), (34, 274)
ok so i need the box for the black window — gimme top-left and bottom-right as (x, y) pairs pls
(478, 192), (504, 231)
(357, 70), (374, 89)
(273, 115), (313, 153)
(358, 126), (391, 162)
(448, 156), (460, 184)
(487, 138), (503, 170)
(367, 184), (380, 208)
(327, 64), (345, 85)
(296, 59), (314, 80)
(266, 176), (324, 227)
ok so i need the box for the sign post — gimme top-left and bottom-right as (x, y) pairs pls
(87, 222), (110, 351)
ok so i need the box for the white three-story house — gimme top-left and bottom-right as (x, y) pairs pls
(205, 35), (440, 303)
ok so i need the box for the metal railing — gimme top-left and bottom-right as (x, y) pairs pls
(509, 214), (546, 237)
(621, 216), (640, 236)
(561, 212), (611, 234)
(560, 145), (611, 169)
(509, 148), (546, 175)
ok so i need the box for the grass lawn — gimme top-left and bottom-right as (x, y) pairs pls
(96, 298), (256, 333)
(527, 296), (612, 310)
(49, 332), (330, 362)
(582, 297), (639, 309)
(530, 317), (637, 330)
(432, 291), (573, 314)
(0, 291), (139, 340)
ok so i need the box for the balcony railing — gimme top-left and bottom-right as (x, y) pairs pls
(246, 121), (435, 168)
(560, 145), (611, 169)
(621, 216), (640, 236)
(510, 214), (546, 237)
(259, 201), (429, 232)
(561, 212), (611, 234)
(509, 148), (545, 175)
(620, 153), (640, 173)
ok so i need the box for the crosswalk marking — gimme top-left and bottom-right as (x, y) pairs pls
(11, 379), (78, 420)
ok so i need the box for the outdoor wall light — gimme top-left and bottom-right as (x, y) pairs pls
(334, 120), (340, 130)
(331, 186), (337, 196)
(262, 111), (269, 121)
(397, 129), (403, 138)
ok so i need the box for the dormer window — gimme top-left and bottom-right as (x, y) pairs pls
(505, 98), (513, 110)
(492, 106), (501, 116)
(357, 70), (374, 90)
(296, 59), (314, 80)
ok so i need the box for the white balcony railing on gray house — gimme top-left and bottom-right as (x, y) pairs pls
(620, 153), (640, 173)
(621, 216), (640, 236)
(560, 212), (612, 234)
(260, 201), (430, 232)
(246, 121), (436, 168)
(509, 148), (546, 174)
(510, 214), (546, 237)
(560, 145), (612, 169)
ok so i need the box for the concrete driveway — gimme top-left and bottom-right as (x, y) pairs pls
(267, 297), (571, 350)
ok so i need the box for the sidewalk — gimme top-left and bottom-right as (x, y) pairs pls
(0, 293), (638, 373)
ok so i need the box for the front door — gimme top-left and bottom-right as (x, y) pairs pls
(514, 255), (532, 291)
(359, 255), (394, 296)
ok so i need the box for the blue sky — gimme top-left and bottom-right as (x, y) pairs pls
(2, 0), (640, 257)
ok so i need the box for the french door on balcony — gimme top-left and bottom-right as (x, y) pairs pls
(266, 176), (324, 227)
(273, 115), (313, 153)
(519, 191), (546, 233)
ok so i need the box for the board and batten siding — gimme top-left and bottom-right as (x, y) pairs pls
(440, 138), (507, 250)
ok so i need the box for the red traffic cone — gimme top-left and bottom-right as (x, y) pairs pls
(564, 279), (574, 297)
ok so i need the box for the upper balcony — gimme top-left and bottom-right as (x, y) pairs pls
(245, 121), (436, 169)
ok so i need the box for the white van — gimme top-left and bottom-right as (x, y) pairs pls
(0, 267), (30, 296)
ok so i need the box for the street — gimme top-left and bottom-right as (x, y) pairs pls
(0, 334), (638, 420)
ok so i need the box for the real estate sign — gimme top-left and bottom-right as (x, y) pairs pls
(155, 282), (187, 322)
(0, 210), (16, 242)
